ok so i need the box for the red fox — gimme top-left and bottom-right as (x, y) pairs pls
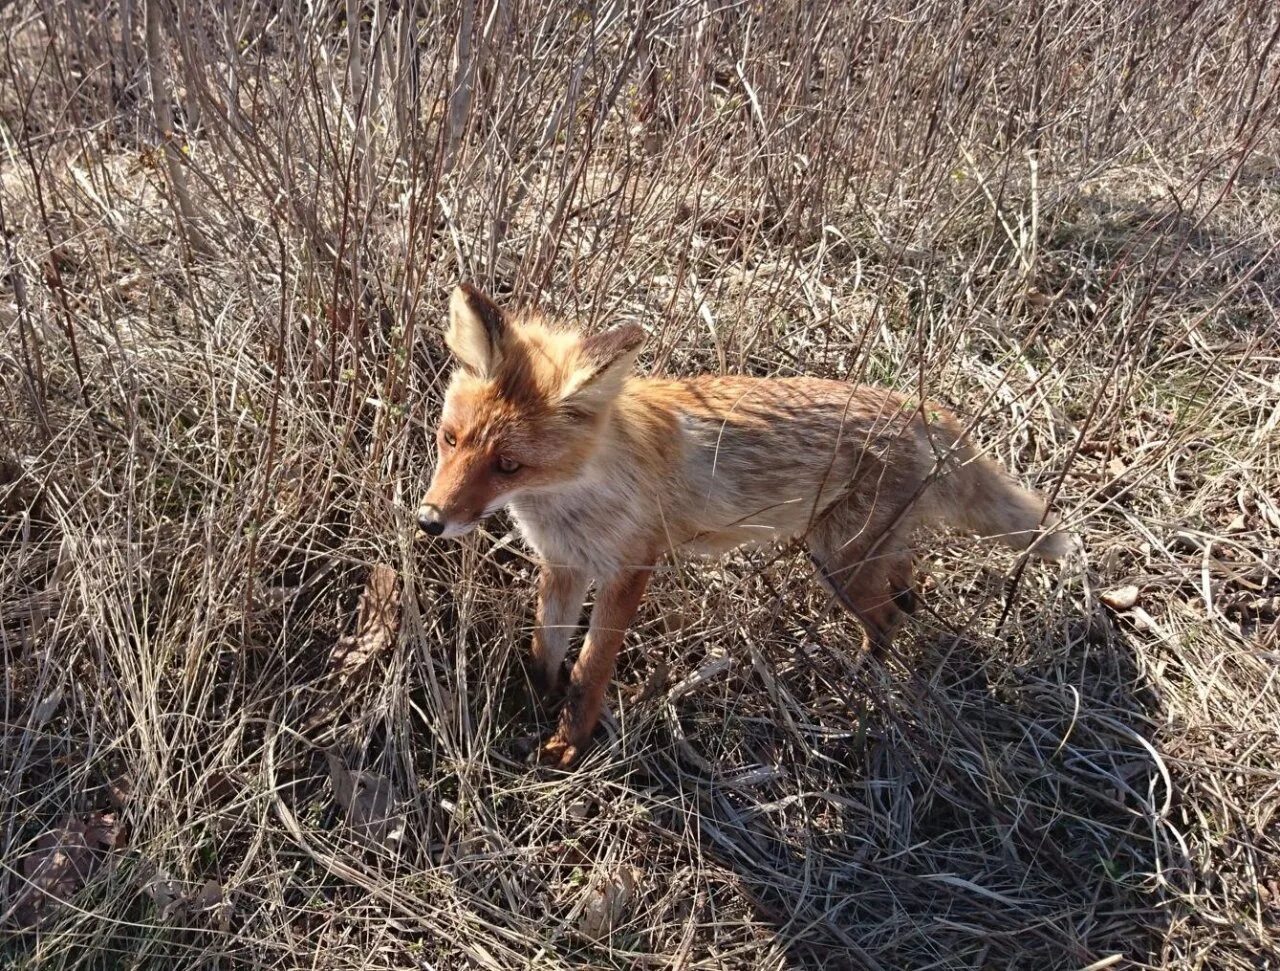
(419, 284), (1070, 767)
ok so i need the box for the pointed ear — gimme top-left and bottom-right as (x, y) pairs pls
(445, 283), (506, 377)
(562, 323), (645, 406)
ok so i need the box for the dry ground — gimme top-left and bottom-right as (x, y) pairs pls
(2, 2), (1278, 968)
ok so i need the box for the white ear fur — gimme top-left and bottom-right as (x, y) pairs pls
(445, 284), (505, 377)
(561, 323), (645, 406)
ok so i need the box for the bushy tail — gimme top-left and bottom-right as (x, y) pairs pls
(937, 446), (1073, 561)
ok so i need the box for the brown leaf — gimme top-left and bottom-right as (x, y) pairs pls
(199, 877), (232, 930)
(631, 659), (670, 703)
(83, 811), (127, 851)
(106, 773), (134, 809)
(329, 564), (400, 681)
(576, 867), (642, 939)
(11, 819), (96, 928)
(326, 750), (405, 851)
(191, 878), (223, 911)
(1100, 585), (1140, 611)
(141, 865), (186, 919)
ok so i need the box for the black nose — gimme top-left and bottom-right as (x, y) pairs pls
(417, 510), (445, 536)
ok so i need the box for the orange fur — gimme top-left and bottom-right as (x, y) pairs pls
(419, 284), (1071, 767)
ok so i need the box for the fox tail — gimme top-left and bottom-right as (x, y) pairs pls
(935, 443), (1074, 561)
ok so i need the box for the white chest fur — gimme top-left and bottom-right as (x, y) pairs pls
(507, 474), (643, 578)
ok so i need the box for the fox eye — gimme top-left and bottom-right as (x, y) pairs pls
(441, 429), (457, 447)
(496, 456), (521, 475)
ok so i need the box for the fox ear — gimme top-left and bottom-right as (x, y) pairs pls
(446, 283), (506, 377)
(562, 323), (645, 407)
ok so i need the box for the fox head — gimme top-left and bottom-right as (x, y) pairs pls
(417, 284), (645, 538)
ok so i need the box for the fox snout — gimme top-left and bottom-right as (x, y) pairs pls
(416, 457), (500, 539)
(416, 505), (446, 537)
(414, 500), (482, 539)
(414, 492), (484, 539)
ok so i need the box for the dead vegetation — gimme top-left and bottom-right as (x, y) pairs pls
(1, 1), (1278, 968)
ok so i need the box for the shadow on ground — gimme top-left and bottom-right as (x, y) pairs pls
(614, 558), (1186, 970)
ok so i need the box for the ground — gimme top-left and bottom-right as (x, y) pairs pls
(1, 2), (1278, 968)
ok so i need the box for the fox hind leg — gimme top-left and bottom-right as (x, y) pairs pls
(809, 531), (914, 655)
(887, 551), (919, 616)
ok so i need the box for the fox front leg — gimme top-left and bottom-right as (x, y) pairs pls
(531, 564), (589, 697)
(539, 564), (652, 768)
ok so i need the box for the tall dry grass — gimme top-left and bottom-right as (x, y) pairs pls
(2, 1), (1278, 967)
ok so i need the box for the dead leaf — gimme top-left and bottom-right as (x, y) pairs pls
(106, 774), (134, 809)
(667, 655), (732, 701)
(132, 865), (225, 924)
(191, 878), (223, 910)
(326, 750), (405, 851)
(11, 819), (95, 927)
(141, 865), (186, 919)
(576, 867), (642, 939)
(30, 688), (64, 727)
(83, 811), (127, 851)
(329, 564), (400, 681)
(631, 659), (670, 703)
(1100, 585), (1140, 611)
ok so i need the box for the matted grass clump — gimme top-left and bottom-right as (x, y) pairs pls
(1, 1), (1277, 968)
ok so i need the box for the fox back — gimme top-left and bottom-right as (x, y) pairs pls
(420, 286), (1066, 573)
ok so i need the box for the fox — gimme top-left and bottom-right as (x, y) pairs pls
(418, 283), (1070, 767)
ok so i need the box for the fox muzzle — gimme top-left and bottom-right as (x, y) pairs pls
(417, 505), (446, 536)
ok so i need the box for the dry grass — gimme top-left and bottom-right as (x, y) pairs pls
(2, 1), (1278, 968)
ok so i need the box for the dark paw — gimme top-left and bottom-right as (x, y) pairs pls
(511, 733), (541, 760)
(860, 630), (889, 659)
(892, 585), (918, 615)
(530, 662), (570, 702)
